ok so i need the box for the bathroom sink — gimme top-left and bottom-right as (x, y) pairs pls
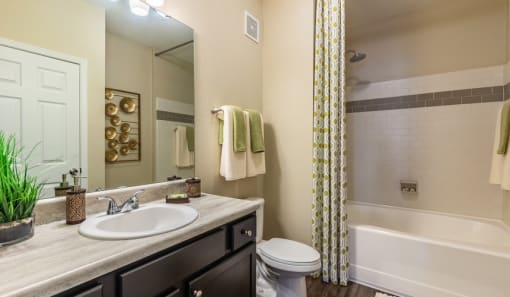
(79, 204), (199, 240)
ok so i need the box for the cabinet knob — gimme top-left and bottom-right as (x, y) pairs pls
(241, 229), (253, 237)
(193, 289), (203, 297)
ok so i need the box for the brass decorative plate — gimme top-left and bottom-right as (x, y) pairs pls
(105, 127), (117, 140)
(110, 115), (121, 126)
(108, 139), (119, 149)
(105, 103), (118, 116)
(105, 89), (114, 100)
(119, 133), (130, 144)
(120, 122), (131, 133)
(128, 139), (138, 150)
(120, 146), (129, 156)
(120, 97), (136, 113)
(106, 149), (119, 162)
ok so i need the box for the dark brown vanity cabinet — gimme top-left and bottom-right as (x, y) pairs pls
(189, 243), (255, 297)
(55, 214), (256, 297)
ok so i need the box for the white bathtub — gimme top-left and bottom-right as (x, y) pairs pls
(347, 201), (510, 297)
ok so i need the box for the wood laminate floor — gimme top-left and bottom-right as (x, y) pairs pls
(306, 277), (389, 297)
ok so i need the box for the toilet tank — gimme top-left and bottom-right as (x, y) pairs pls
(246, 197), (264, 243)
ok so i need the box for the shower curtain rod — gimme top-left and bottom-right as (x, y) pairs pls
(155, 40), (194, 57)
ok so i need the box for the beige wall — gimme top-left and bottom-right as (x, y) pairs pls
(0, 0), (106, 191)
(153, 56), (194, 104)
(261, 0), (314, 244)
(348, 3), (507, 83)
(105, 32), (153, 188)
(161, 0), (264, 198)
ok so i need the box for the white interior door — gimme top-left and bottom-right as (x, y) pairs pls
(0, 45), (81, 197)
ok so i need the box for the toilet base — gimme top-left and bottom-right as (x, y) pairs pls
(276, 276), (307, 297)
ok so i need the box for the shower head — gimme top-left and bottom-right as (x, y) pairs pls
(347, 50), (366, 63)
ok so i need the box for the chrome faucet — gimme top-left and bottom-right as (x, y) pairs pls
(97, 190), (144, 215)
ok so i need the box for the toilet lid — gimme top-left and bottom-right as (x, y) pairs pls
(258, 238), (320, 266)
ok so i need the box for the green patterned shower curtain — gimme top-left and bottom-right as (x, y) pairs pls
(312, 0), (348, 285)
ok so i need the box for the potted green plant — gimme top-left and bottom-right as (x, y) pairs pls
(0, 132), (42, 246)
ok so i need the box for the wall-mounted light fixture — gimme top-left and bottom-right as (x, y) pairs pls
(129, 0), (150, 16)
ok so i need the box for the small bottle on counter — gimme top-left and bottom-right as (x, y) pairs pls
(54, 173), (72, 197)
(66, 168), (87, 225)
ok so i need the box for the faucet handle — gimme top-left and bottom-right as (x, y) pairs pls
(130, 190), (144, 209)
(97, 196), (119, 215)
(132, 189), (145, 197)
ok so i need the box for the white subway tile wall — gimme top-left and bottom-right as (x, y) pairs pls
(347, 96), (504, 219)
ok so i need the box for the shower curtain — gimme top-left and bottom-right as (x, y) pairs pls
(311, 0), (348, 285)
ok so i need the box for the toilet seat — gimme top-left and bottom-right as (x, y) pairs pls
(257, 238), (321, 273)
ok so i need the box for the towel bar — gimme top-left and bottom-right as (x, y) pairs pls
(211, 107), (222, 114)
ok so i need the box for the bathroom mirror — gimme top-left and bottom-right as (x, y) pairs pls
(94, 0), (195, 190)
(0, 0), (195, 199)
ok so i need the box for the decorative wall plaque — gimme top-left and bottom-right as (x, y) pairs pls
(104, 88), (141, 163)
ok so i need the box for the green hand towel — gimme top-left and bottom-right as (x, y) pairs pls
(498, 102), (510, 155)
(217, 106), (246, 153)
(218, 118), (224, 145)
(186, 127), (194, 152)
(231, 106), (247, 153)
(246, 109), (265, 153)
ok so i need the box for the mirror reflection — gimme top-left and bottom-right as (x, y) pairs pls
(0, 0), (195, 199)
(98, 0), (195, 190)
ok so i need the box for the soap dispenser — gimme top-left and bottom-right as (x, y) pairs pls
(54, 173), (72, 197)
(66, 168), (87, 225)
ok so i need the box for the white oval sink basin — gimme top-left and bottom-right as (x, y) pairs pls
(79, 204), (199, 240)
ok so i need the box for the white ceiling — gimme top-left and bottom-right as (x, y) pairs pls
(346, 0), (506, 39)
(88, 0), (193, 63)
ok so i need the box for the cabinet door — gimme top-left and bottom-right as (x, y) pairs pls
(188, 243), (256, 297)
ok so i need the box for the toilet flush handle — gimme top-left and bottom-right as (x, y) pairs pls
(241, 229), (253, 237)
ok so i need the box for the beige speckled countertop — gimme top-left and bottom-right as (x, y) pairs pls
(0, 194), (259, 297)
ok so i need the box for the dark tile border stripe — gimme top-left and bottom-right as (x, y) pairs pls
(346, 85), (506, 113)
(156, 110), (194, 123)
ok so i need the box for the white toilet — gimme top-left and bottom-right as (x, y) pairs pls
(247, 198), (321, 297)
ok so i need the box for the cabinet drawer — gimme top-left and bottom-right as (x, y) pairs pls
(189, 243), (256, 297)
(73, 284), (102, 297)
(230, 215), (256, 251)
(119, 228), (226, 297)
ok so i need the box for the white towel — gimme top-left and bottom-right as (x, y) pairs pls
(489, 105), (510, 190)
(219, 106), (247, 180)
(175, 126), (194, 168)
(244, 111), (266, 177)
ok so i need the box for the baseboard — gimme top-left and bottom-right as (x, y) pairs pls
(349, 264), (468, 297)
